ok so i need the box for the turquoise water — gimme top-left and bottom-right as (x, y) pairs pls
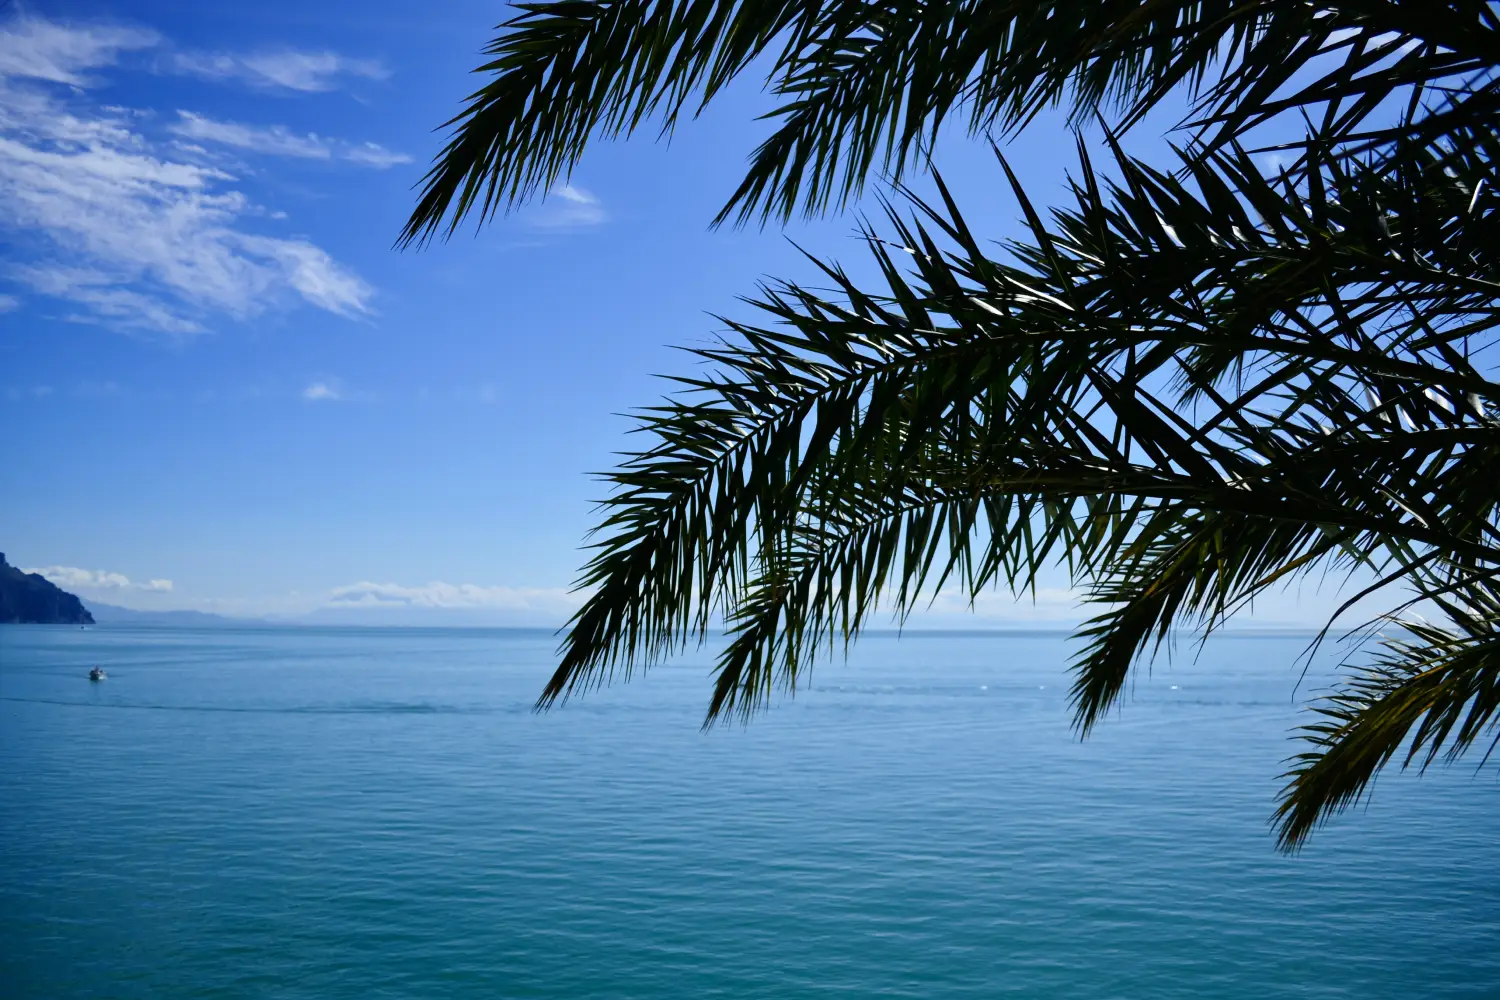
(1, 626), (1496, 998)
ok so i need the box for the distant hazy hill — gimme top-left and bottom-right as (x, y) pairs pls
(0, 553), (95, 624)
(85, 602), (256, 627)
(284, 606), (567, 628)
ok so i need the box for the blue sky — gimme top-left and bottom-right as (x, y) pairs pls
(0, 0), (1357, 626)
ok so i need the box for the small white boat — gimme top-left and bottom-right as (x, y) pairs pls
(88, 667), (107, 682)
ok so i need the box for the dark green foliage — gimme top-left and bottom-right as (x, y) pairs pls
(542, 131), (1500, 847)
(1277, 585), (1500, 848)
(401, 0), (1500, 242)
(408, 0), (1500, 848)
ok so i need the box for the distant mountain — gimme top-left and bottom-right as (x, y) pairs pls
(0, 553), (95, 624)
(283, 606), (567, 628)
(84, 601), (257, 627)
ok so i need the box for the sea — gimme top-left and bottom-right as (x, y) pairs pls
(1, 625), (1496, 999)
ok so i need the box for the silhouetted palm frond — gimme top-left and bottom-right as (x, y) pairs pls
(541, 129), (1500, 847)
(1276, 579), (1500, 848)
(408, 0), (1500, 848)
(401, 0), (1500, 241)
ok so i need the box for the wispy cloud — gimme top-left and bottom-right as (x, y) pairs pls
(328, 580), (580, 613)
(171, 111), (409, 168)
(0, 15), (386, 96)
(342, 142), (412, 169)
(171, 111), (329, 159)
(0, 293), (17, 312)
(0, 17), (158, 86)
(0, 16), (375, 334)
(527, 184), (607, 230)
(302, 380), (342, 401)
(173, 49), (388, 93)
(16, 267), (211, 335)
(24, 565), (173, 592)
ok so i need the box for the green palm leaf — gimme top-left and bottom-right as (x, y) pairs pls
(541, 131), (1500, 847)
(401, 0), (1500, 240)
(408, 0), (1500, 849)
(1277, 582), (1500, 848)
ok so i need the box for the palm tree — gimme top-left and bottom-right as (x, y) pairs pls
(404, 1), (1500, 849)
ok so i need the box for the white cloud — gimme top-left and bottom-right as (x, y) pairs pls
(24, 565), (173, 592)
(0, 293), (17, 311)
(528, 184), (607, 229)
(17, 267), (209, 334)
(173, 48), (388, 93)
(170, 111), (330, 160)
(342, 141), (411, 169)
(251, 240), (371, 315)
(170, 112), (410, 169)
(302, 380), (341, 401)
(0, 17), (375, 334)
(0, 17), (158, 86)
(328, 580), (580, 613)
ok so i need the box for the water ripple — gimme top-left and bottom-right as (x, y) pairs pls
(2, 627), (1497, 999)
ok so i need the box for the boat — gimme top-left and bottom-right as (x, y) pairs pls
(88, 667), (107, 682)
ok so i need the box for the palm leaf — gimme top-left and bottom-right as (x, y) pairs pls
(1276, 581), (1500, 849)
(542, 129), (1500, 845)
(402, 0), (1500, 238)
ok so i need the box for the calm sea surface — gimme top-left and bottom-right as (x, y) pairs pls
(2, 626), (1496, 998)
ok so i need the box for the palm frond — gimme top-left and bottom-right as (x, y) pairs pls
(404, 0), (1500, 238)
(1276, 581), (1500, 849)
(399, 0), (817, 245)
(540, 123), (1500, 842)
